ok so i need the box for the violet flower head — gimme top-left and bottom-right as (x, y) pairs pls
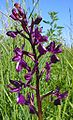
(16, 59), (31, 72)
(17, 93), (26, 105)
(12, 47), (31, 72)
(7, 80), (24, 92)
(12, 47), (23, 61)
(6, 31), (18, 38)
(31, 27), (48, 45)
(52, 87), (68, 105)
(46, 41), (62, 54)
(37, 44), (47, 55)
(14, 2), (26, 18)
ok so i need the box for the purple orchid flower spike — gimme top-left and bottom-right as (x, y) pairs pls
(46, 41), (62, 54)
(7, 80), (24, 92)
(52, 87), (68, 105)
(6, 2), (68, 119)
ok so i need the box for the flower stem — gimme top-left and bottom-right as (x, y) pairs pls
(31, 45), (43, 120)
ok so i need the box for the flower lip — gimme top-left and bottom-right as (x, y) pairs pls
(17, 93), (26, 105)
(16, 59), (31, 72)
(50, 54), (59, 64)
(46, 41), (62, 54)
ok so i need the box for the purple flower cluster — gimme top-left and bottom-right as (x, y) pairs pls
(6, 3), (68, 118)
(52, 87), (68, 105)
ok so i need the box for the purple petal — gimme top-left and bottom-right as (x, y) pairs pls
(58, 91), (68, 99)
(7, 85), (21, 92)
(6, 31), (18, 38)
(12, 8), (17, 15)
(40, 36), (48, 42)
(54, 99), (61, 105)
(24, 72), (32, 80)
(10, 87), (21, 92)
(37, 44), (47, 55)
(13, 47), (22, 56)
(17, 7), (25, 16)
(52, 87), (60, 96)
(12, 55), (21, 61)
(50, 54), (59, 63)
(16, 60), (31, 72)
(10, 14), (18, 20)
(10, 80), (22, 87)
(17, 93), (26, 104)
(29, 105), (36, 114)
(46, 41), (55, 53)
(54, 44), (62, 54)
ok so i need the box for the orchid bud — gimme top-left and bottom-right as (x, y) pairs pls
(34, 16), (42, 24)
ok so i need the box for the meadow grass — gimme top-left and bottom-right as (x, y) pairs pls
(0, 36), (73, 120)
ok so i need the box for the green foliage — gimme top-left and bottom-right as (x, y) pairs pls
(43, 11), (64, 41)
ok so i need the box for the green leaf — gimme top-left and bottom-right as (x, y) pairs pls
(57, 26), (64, 29)
(43, 20), (50, 24)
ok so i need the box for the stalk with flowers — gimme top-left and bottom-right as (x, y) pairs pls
(6, 3), (68, 120)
